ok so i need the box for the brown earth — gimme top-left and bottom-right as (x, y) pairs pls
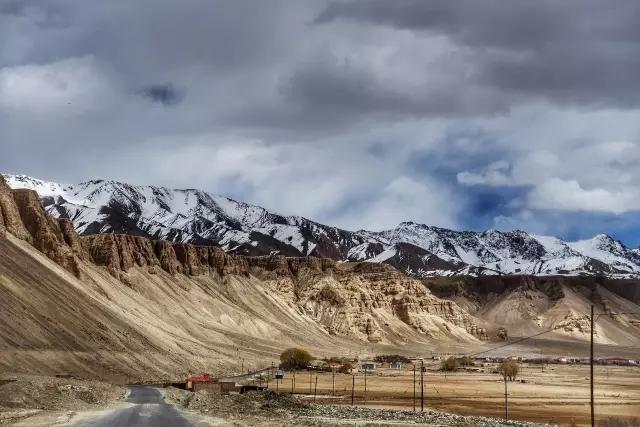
(0, 174), (638, 386)
(261, 364), (640, 426)
(425, 276), (640, 347)
(0, 374), (125, 425)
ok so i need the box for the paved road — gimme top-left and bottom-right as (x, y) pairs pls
(73, 386), (195, 427)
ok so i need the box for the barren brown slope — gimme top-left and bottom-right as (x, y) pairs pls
(425, 276), (640, 346)
(2, 175), (637, 383)
(0, 232), (489, 381)
(0, 176), (488, 381)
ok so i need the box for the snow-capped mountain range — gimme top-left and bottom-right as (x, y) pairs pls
(5, 174), (640, 278)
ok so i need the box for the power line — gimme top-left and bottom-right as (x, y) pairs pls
(465, 310), (640, 358)
(595, 312), (640, 315)
(467, 325), (565, 358)
(595, 311), (640, 320)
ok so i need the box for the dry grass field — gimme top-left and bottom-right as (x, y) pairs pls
(263, 364), (640, 426)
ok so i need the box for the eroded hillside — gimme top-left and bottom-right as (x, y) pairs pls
(0, 176), (487, 380)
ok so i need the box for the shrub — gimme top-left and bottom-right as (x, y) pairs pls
(458, 356), (474, 366)
(440, 357), (459, 372)
(338, 362), (353, 374)
(373, 354), (411, 364)
(498, 359), (519, 381)
(279, 348), (314, 370)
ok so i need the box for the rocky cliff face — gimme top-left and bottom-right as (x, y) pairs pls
(82, 234), (251, 278)
(241, 260), (489, 342)
(2, 178), (86, 277)
(424, 275), (640, 345)
(0, 176), (488, 343)
(7, 174), (640, 279)
(0, 176), (31, 241)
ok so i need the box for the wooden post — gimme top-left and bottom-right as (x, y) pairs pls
(351, 374), (355, 405)
(332, 367), (335, 396)
(504, 374), (508, 420)
(309, 369), (312, 394)
(364, 365), (367, 405)
(314, 375), (318, 402)
(420, 360), (424, 412)
(412, 364), (416, 411)
(590, 304), (595, 427)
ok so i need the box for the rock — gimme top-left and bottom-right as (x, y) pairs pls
(174, 243), (207, 276)
(154, 240), (183, 275)
(0, 176), (31, 241)
(58, 218), (92, 262)
(246, 255), (292, 277)
(12, 189), (81, 276)
(0, 177), (489, 343)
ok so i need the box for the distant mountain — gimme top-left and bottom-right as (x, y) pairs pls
(6, 174), (640, 278)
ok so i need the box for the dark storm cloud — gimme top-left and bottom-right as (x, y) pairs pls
(2, 0), (640, 244)
(140, 84), (184, 106)
(280, 56), (506, 118)
(316, 0), (640, 108)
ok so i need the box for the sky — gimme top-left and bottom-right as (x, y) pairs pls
(1, 0), (640, 246)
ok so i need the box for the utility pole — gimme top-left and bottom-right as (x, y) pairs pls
(504, 374), (508, 420)
(420, 360), (424, 412)
(413, 364), (416, 412)
(590, 304), (595, 427)
(351, 374), (355, 405)
(314, 375), (318, 402)
(364, 366), (367, 405)
(332, 367), (335, 396)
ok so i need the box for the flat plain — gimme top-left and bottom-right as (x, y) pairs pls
(266, 364), (640, 426)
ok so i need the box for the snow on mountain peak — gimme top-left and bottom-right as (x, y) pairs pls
(4, 173), (640, 279)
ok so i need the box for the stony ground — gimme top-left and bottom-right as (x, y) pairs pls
(0, 374), (125, 425)
(162, 388), (553, 426)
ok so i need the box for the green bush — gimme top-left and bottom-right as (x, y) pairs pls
(279, 347), (314, 370)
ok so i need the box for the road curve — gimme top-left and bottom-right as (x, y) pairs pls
(72, 386), (195, 427)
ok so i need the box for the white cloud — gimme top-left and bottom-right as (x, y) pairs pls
(1, 2), (640, 240)
(454, 105), (640, 216)
(0, 56), (120, 115)
(332, 176), (459, 231)
(528, 178), (640, 214)
(457, 160), (513, 186)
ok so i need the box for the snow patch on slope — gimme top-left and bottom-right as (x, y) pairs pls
(5, 174), (640, 278)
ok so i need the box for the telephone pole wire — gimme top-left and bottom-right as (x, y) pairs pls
(590, 304), (595, 427)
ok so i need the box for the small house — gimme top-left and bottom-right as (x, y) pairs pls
(360, 362), (377, 372)
(187, 373), (236, 395)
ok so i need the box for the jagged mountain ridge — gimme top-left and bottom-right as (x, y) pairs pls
(0, 173), (494, 383)
(2, 173), (639, 384)
(5, 174), (640, 279)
